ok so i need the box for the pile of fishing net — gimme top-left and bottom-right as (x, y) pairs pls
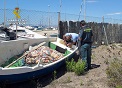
(25, 46), (64, 64)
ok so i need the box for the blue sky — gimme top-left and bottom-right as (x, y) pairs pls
(0, 0), (122, 25)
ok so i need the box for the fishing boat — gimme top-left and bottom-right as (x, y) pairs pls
(0, 37), (78, 84)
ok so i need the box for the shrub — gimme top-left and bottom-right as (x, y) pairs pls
(74, 60), (86, 75)
(66, 59), (86, 75)
(106, 58), (122, 87)
(116, 85), (122, 88)
(66, 59), (76, 72)
(53, 70), (57, 80)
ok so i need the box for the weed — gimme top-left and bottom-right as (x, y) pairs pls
(66, 59), (86, 76)
(66, 59), (76, 72)
(74, 60), (86, 75)
(104, 58), (109, 65)
(91, 54), (95, 59)
(120, 48), (122, 51)
(53, 70), (57, 80)
(65, 76), (72, 83)
(119, 44), (122, 48)
(106, 59), (122, 87)
(116, 85), (122, 88)
(80, 79), (84, 86)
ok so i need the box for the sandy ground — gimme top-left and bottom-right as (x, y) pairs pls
(43, 44), (122, 88)
(35, 30), (122, 88)
(34, 30), (58, 37)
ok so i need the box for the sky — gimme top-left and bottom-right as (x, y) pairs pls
(0, 0), (122, 24)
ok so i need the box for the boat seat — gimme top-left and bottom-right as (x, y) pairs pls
(55, 45), (67, 54)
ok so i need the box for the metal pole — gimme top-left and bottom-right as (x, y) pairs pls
(58, 12), (60, 37)
(48, 5), (50, 28)
(58, 0), (62, 37)
(84, 0), (86, 21)
(102, 16), (109, 45)
(4, 0), (6, 28)
(16, 18), (18, 39)
(60, 0), (62, 13)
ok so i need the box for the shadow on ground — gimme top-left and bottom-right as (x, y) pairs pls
(91, 64), (100, 69)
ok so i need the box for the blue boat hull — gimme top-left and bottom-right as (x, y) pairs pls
(0, 52), (75, 84)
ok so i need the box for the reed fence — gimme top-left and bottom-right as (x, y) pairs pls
(59, 21), (122, 46)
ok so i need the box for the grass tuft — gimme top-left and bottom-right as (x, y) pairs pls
(66, 59), (86, 76)
(106, 58), (122, 87)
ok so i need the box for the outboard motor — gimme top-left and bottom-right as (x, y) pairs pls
(2, 27), (16, 40)
(9, 31), (16, 40)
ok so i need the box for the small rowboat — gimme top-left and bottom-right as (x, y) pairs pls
(0, 37), (78, 83)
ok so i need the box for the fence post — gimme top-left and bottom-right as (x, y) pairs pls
(58, 12), (60, 37)
(102, 16), (109, 45)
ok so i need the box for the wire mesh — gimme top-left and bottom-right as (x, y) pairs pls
(1, 9), (122, 27)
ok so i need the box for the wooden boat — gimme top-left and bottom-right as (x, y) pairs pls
(0, 37), (78, 84)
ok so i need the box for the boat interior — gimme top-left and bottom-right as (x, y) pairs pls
(1, 41), (71, 68)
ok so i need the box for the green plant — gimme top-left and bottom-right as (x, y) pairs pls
(65, 76), (72, 83)
(80, 79), (84, 86)
(66, 59), (86, 75)
(91, 54), (95, 59)
(74, 60), (86, 75)
(106, 59), (122, 87)
(120, 48), (122, 51)
(66, 59), (76, 72)
(116, 85), (122, 88)
(53, 70), (57, 80)
(104, 58), (109, 65)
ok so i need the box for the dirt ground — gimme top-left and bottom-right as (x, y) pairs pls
(34, 30), (122, 88)
(3, 30), (122, 88)
(42, 44), (122, 88)
(34, 30), (58, 37)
